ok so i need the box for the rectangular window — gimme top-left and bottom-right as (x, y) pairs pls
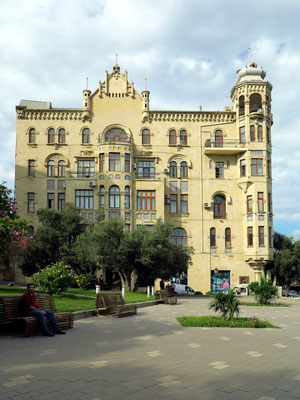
(247, 195), (252, 213)
(125, 153), (130, 172)
(137, 190), (155, 210)
(267, 127), (270, 143)
(170, 194), (177, 213)
(28, 160), (35, 176)
(267, 160), (271, 177)
(259, 226), (264, 247)
(268, 193), (272, 212)
(47, 193), (55, 209)
(47, 180), (55, 190)
(251, 158), (263, 176)
(77, 160), (95, 177)
(215, 162), (224, 178)
(258, 192), (264, 213)
(258, 125), (263, 142)
(240, 159), (246, 177)
(180, 194), (188, 213)
(250, 125), (255, 142)
(137, 160), (155, 179)
(247, 227), (253, 246)
(75, 190), (94, 209)
(28, 193), (35, 212)
(57, 180), (65, 190)
(109, 153), (120, 171)
(99, 153), (105, 172)
(269, 226), (272, 247)
(58, 193), (65, 211)
(240, 126), (245, 143)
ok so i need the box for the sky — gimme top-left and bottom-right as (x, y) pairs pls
(0, 0), (299, 238)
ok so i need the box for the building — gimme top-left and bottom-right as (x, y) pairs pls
(15, 62), (273, 292)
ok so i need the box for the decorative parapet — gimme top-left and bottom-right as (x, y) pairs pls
(149, 111), (235, 123)
(16, 107), (83, 121)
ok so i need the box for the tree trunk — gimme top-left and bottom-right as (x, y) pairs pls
(285, 285), (290, 297)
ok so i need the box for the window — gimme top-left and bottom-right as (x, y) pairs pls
(259, 226), (264, 246)
(47, 180), (55, 190)
(250, 93), (262, 113)
(58, 180), (65, 190)
(125, 154), (130, 172)
(213, 195), (226, 219)
(258, 125), (263, 142)
(137, 190), (155, 210)
(142, 129), (150, 145)
(109, 153), (120, 171)
(58, 193), (65, 211)
(100, 186), (105, 208)
(109, 185), (120, 208)
(215, 162), (224, 178)
(215, 130), (223, 147)
(170, 194), (177, 213)
(239, 126), (245, 143)
(180, 130), (187, 145)
(268, 193), (272, 212)
(251, 158), (263, 175)
(105, 128), (128, 142)
(58, 160), (65, 177)
(210, 227), (216, 247)
(180, 194), (188, 213)
(28, 193), (35, 212)
(48, 128), (55, 144)
(58, 128), (66, 144)
(47, 193), (55, 209)
(169, 129), (176, 145)
(77, 160), (95, 177)
(47, 160), (55, 177)
(172, 228), (187, 245)
(99, 153), (105, 172)
(247, 195), (252, 213)
(258, 192), (264, 212)
(137, 160), (155, 179)
(169, 161), (177, 178)
(225, 228), (231, 248)
(239, 96), (245, 116)
(267, 160), (271, 177)
(82, 128), (90, 144)
(180, 161), (188, 178)
(125, 186), (130, 209)
(240, 159), (246, 177)
(267, 127), (270, 143)
(247, 226), (253, 246)
(28, 160), (35, 177)
(29, 128), (36, 144)
(250, 125), (255, 142)
(75, 189), (94, 209)
(269, 226), (272, 247)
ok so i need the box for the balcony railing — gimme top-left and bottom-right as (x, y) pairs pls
(204, 139), (247, 154)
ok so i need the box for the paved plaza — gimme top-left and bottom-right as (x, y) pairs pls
(1, 297), (300, 400)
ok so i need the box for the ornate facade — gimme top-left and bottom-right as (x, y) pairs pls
(15, 62), (273, 292)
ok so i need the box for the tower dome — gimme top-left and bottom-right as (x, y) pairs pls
(235, 62), (266, 84)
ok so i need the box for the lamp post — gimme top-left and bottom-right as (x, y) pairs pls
(214, 268), (219, 293)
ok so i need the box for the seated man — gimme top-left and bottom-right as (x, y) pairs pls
(20, 283), (66, 337)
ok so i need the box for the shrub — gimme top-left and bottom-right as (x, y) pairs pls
(248, 281), (259, 295)
(209, 290), (240, 320)
(32, 262), (75, 295)
(75, 273), (96, 290)
(250, 277), (277, 304)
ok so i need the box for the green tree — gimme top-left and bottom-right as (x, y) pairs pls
(248, 277), (277, 304)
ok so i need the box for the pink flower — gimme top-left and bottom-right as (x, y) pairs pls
(11, 204), (17, 212)
(5, 215), (10, 219)
(12, 230), (19, 236)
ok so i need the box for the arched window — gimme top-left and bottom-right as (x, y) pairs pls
(47, 160), (55, 177)
(250, 125), (255, 142)
(180, 161), (188, 178)
(258, 125), (263, 142)
(142, 129), (150, 145)
(105, 128), (128, 142)
(171, 228), (187, 245)
(48, 128), (55, 144)
(239, 96), (245, 116)
(125, 186), (130, 209)
(225, 228), (231, 247)
(58, 128), (66, 144)
(215, 130), (223, 147)
(169, 161), (177, 178)
(109, 185), (120, 208)
(82, 128), (90, 144)
(29, 128), (36, 144)
(213, 195), (226, 219)
(180, 130), (187, 145)
(100, 186), (105, 208)
(58, 160), (65, 177)
(249, 93), (262, 113)
(210, 228), (216, 247)
(169, 130), (176, 145)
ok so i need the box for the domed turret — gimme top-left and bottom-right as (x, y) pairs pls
(235, 62), (266, 84)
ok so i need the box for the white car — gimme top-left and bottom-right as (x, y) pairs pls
(233, 284), (249, 296)
(173, 284), (196, 295)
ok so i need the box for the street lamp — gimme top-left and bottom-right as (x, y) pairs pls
(214, 268), (219, 293)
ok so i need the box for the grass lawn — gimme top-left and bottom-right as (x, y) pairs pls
(177, 316), (279, 328)
(240, 301), (289, 307)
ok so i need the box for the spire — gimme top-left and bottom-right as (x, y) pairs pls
(113, 53), (120, 73)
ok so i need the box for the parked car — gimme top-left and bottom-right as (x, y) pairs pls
(281, 289), (300, 298)
(173, 284), (196, 295)
(233, 284), (249, 296)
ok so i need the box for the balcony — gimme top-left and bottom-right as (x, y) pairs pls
(204, 139), (247, 155)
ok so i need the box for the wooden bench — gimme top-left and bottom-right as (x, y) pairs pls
(0, 294), (74, 336)
(95, 293), (137, 317)
(155, 290), (178, 305)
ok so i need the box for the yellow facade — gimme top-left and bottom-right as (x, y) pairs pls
(15, 62), (273, 292)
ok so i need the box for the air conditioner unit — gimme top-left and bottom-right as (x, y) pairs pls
(164, 168), (169, 174)
(89, 181), (96, 187)
(204, 202), (211, 208)
(62, 182), (66, 189)
(133, 163), (137, 170)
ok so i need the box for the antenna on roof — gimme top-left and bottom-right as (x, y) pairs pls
(116, 53), (118, 64)
(145, 78), (147, 90)
(199, 105), (202, 111)
(249, 47), (251, 66)
(86, 77), (88, 90)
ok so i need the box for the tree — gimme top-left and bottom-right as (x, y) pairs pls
(209, 290), (240, 320)
(249, 277), (277, 304)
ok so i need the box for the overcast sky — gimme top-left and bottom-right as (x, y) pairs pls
(1, 0), (299, 238)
